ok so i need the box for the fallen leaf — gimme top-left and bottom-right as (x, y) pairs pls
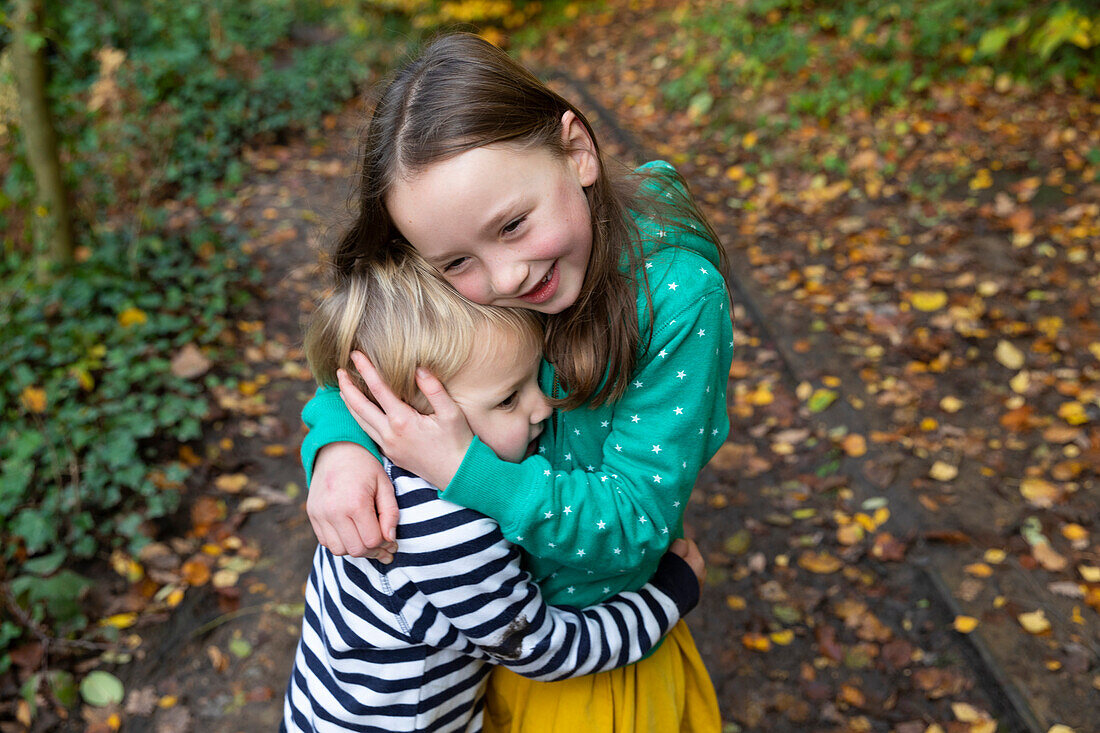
(80, 671), (125, 707)
(118, 307), (147, 327)
(1020, 477), (1062, 507)
(929, 461), (958, 481)
(909, 290), (948, 311)
(1033, 542), (1068, 572)
(181, 559), (211, 587)
(215, 474), (249, 494)
(1018, 609), (1052, 635)
(995, 340), (1025, 369)
(841, 433), (867, 457)
(964, 562), (993, 578)
(742, 633), (771, 652)
(939, 396), (964, 413)
(954, 616), (979, 633)
(798, 551), (843, 574)
(170, 343), (211, 379)
(20, 386), (47, 413)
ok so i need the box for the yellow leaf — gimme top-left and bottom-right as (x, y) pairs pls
(109, 550), (144, 582)
(964, 562), (993, 578)
(1057, 401), (1088, 425)
(837, 523), (864, 546)
(215, 473), (249, 493)
(929, 461), (958, 481)
(872, 507), (890, 527)
(263, 444), (288, 457)
(1078, 565), (1100, 583)
(117, 307), (148, 327)
(909, 290), (948, 311)
(212, 568), (239, 589)
(995, 340), (1025, 369)
(20, 386), (48, 414)
(1018, 609), (1051, 634)
(1020, 477), (1061, 508)
(746, 383), (774, 406)
(725, 165), (745, 181)
(969, 168), (993, 190)
(939, 396), (964, 413)
(1047, 726), (1076, 733)
(742, 131), (758, 150)
(953, 615), (979, 633)
(108, 713), (121, 731)
(742, 632), (771, 651)
(181, 559), (211, 587)
(99, 612), (138, 629)
(166, 587), (185, 608)
(1010, 370), (1031, 394)
(984, 548), (1007, 564)
(158, 695), (178, 709)
(841, 433), (867, 457)
(798, 551), (843, 574)
(951, 702), (984, 722)
(726, 595), (746, 610)
(769, 629), (795, 645)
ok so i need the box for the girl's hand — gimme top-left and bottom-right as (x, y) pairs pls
(307, 442), (399, 561)
(337, 351), (474, 489)
(669, 538), (705, 590)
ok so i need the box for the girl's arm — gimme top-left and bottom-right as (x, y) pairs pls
(301, 388), (399, 559)
(443, 259), (732, 573)
(388, 470), (702, 678)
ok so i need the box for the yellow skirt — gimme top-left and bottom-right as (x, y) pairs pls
(483, 621), (721, 733)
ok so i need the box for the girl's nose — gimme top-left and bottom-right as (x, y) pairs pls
(531, 396), (552, 425)
(488, 258), (529, 296)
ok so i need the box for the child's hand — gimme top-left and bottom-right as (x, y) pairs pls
(337, 351), (474, 489)
(668, 538), (705, 589)
(308, 442), (399, 561)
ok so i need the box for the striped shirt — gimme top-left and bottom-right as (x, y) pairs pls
(282, 461), (697, 732)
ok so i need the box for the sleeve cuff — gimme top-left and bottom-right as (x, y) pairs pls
(441, 437), (536, 531)
(300, 388), (382, 482)
(648, 552), (700, 616)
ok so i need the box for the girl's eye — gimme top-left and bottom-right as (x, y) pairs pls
(497, 391), (519, 409)
(501, 216), (526, 236)
(443, 257), (469, 273)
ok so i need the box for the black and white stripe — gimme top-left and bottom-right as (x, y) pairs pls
(282, 462), (697, 732)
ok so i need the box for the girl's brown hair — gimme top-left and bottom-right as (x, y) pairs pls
(332, 32), (724, 409)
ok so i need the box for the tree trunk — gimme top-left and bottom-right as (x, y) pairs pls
(11, 0), (75, 274)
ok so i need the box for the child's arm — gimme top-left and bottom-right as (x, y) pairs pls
(301, 388), (398, 559)
(443, 258), (733, 573)
(390, 473), (702, 678)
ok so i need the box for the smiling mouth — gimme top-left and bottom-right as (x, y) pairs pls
(519, 262), (559, 304)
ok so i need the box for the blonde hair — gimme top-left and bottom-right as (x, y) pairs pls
(305, 253), (543, 413)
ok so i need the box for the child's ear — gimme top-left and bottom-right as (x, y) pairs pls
(560, 111), (599, 187)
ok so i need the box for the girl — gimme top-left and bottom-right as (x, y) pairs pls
(285, 254), (704, 732)
(303, 33), (732, 731)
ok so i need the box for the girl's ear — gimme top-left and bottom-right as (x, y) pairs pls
(560, 111), (599, 187)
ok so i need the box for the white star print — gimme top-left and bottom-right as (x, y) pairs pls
(544, 469), (551, 476)
(516, 535), (524, 541)
(633, 380), (643, 388)
(613, 548), (621, 555)
(631, 415), (640, 423)
(700, 267), (709, 274)
(614, 444), (622, 452)
(586, 465), (595, 471)
(601, 420), (609, 427)
(603, 587), (610, 594)
(697, 329), (706, 337)
(698, 428), (705, 434)
(653, 475), (662, 483)
(577, 549), (585, 557)
(596, 520), (606, 529)
(658, 349), (668, 358)
(567, 586), (575, 594)
(639, 516), (648, 524)
(573, 428), (581, 435)
(712, 428), (720, 436)
(651, 445), (662, 454)
(645, 261), (653, 269)
(564, 453), (572, 461)
(661, 526), (669, 534)
(668, 282), (678, 290)
(657, 229), (667, 238)
(600, 476), (608, 482)
(673, 500), (681, 508)
(674, 407), (683, 415)
(549, 542), (556, 548)
(563, 506), (572, 515)
(676, 370), (686, 380)
(539, 446), (546, 453)
(544, 511), (554, 519)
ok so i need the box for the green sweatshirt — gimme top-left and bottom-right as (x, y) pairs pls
(301, 161), (733, 607)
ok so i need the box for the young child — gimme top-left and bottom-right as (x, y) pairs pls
(283, 254), (706, 732)
(302, 33), (732, 730)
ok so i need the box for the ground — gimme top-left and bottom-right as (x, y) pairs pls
(60, 4), (1100, 731)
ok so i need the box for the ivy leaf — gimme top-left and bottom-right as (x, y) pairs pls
(80, 671), (125, 707)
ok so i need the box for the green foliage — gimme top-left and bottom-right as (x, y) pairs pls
(658, 0), (1099, 126)
(1, 222), (255, 559)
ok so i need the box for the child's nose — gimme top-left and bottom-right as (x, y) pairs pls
(531, 397), (552, 424)
(488, 258), (529, 296)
